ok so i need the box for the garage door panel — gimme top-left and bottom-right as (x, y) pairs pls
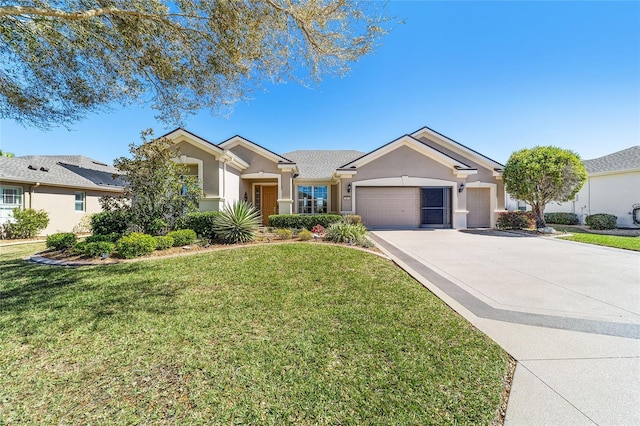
(356, 187), (420, 228)
(467, 188), (490, 228)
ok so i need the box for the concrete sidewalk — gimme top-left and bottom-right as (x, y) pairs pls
(371, 229), (640, 425)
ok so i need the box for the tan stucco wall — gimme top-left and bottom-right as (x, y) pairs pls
(174, 141), (220, 197)
(227, 146), (281, 175)
(28, 186), (115, 235)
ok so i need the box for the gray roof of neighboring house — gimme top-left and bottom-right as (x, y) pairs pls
(282, 150), (365, 179)
(584, 146), (640, 174)
(0, 155), (124, 190)
(17, 155), (118, 173)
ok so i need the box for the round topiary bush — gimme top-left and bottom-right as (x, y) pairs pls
(585, 213), (617, 230)
(116, 233), (157, 258)
(46, 232), (77, 250)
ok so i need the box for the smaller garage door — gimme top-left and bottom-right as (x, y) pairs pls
(356, 187), (420, 228)
(467, 188), (491, 228)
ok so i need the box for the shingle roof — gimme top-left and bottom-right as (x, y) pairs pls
(17, 155), (118, 173)
(584, 146), (640, 174)
(0, 156), (123, 190)
(282, 150), (365, 179)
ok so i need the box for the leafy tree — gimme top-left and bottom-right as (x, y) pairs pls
(111, 129), (201, 234)
(1, 1), (387, 128)
(503, 146), (587, 229)
(0, 150), (15, 157)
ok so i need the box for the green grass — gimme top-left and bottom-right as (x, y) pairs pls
(0, 243), (509, 424)
(558, 233), (640, 251)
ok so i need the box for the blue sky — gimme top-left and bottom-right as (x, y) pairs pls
(1, 1), (638, 166)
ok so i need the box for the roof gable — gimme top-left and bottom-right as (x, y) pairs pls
(338, 135), (477, 177)
(162, 128), (249, 171)
(220, 135), (295, 164)
(410, 126), (504, 171)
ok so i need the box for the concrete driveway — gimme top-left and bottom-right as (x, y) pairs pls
(370, 229), (640, 426)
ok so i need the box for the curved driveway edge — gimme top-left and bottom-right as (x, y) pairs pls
(371, 229), (640, 426)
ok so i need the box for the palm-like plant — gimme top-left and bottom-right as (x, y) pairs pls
(213, 201), (261, 244)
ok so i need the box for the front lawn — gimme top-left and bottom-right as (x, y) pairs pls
(0, 243), (510, 424)
(557, 233), (640, 251)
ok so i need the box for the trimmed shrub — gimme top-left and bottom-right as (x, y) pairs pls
(179, 211), (223, 238)
(276, 228), (293, 240)
(116, 233), (157, 258)
(298, 229), (313, 241)
(166, 229), (197, 246)
(154, 235), (175, 250)
(85, 233), (121, 243)
(325, 222), (368, 243)
(268, 214), (342, 231)
(46, 232), (77, 250)
(213, 201), (261, 244)
(343, 214), (362, 225)
(544, 212), (580, 225)
(496, 211), (535, 230)
(90, 210), (131, 236)
(585, 213), (617, 230)
(84, 241), (116, 258)
(5, 208), (49, 239)
(71, 241), (87, 255)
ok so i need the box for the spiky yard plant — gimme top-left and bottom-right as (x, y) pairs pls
(213, 201), (261, 244)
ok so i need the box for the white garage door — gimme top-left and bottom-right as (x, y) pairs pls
(467, 188), (491, 228)
(356, 187), (420, 228)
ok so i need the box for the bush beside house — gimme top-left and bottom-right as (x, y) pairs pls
(585, 213), (617, 230)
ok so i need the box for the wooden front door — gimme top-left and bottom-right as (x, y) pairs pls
(260, 185), (278, 226)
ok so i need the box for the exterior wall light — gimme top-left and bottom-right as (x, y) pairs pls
(347, 183), (352, 193)
(458, 183), (465, 193)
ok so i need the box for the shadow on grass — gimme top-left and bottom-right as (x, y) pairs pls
(0, 258), (182, 335)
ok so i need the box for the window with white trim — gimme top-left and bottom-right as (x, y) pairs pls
(75, 191), (85, 212)
(0, 186), (23, 224)
(297, 185), (328, 214)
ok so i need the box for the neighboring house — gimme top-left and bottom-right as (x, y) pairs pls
(0, 155), (124, 235)
(506, 146), (640, 228)
(164, 126), (505, 229)
(543, 146), (640, 227)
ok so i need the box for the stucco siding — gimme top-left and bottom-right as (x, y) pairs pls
(227, 146), (281, 175)
(587, 172), (639, 227)
(28, 186), (110, 235)
(224, 166), (241, 205)
(174, 141), (220, 197)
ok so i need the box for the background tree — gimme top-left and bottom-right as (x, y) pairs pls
(503, 146), (587, 229)
(0, 150), (15, 157)
(1, 1), (387, 128)
(112, 130), (201, 235)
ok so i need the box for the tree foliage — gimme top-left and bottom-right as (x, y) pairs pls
(110, 129), (201, 234)
(503, 146), (587, 228)
(1, 1), (387, 128)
